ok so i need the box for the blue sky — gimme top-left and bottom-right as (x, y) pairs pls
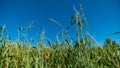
(0, 0), (120, 45)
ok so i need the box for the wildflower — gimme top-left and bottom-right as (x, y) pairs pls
(45, 55), (49, 60)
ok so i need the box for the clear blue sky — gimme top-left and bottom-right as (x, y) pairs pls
(0, 0), (120, 44)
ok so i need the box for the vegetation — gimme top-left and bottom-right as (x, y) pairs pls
(0, 5), (120, 68)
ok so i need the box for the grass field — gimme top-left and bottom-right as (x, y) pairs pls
(0, 7), (120, 68)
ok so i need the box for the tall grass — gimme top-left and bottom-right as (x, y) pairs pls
(0, 6), (120, 68)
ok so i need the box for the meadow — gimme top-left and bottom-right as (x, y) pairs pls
(0, 6), (120, 68)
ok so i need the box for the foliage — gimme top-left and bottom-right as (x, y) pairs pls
(0, 38), (119, 68)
